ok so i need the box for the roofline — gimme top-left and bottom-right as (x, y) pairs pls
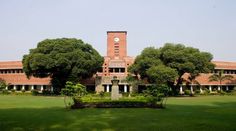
(107, 31), (127, 34)
(0, 60), (22, 63)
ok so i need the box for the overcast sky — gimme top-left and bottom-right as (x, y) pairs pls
(0, 0), (236, 61)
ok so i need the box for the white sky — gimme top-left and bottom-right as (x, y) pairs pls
(0, 0), (236, 61)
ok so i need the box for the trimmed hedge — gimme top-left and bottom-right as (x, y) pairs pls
(71, 98), (163, 109)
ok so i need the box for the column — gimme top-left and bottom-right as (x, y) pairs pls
(13, 85), (17, 90)
(190, 86), (194, 94)
(124, 85), (127, 93)
(180, 86), (183, 94)
(209, 86), (212, 92)
(51, 86), (54, 92)
(5, 86), (8, 90)
(226, 86), (229, 91)
(106, 85), (110, 92)
(31, 85), (34, 90)
(40, 85), (44, 91)
(22, 85), (25, 90)
(129, 85), (133, 94)
(218, 86), (221, 91)
(200, 87), (203, 94)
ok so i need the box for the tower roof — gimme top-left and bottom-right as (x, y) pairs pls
(107, 31), (127, 34)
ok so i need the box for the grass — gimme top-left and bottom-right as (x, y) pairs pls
(0, 95), (236, 131)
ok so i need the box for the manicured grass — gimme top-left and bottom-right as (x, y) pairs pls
(0, 95), (236, 131)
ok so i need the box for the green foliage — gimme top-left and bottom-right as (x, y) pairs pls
(143, 84), (169, 107)
(0, 79), (7, 90)
(1, 89), (10, 95)
(99, 91), (105, 98)
(146, 65), (178, 84)
(22, 38), (104, 93)
(122, 92), (129, 97)
(31, 90), (39, 96)
(11, 89), (16, 93)
(21, 89), (26, 93)
(184, 90), (191, 95)
(209, 70), (234, 90)
(128, 43), (214, 95)
(61, 81), (87, 108)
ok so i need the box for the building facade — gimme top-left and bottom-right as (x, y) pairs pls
(0, 31), (236, 93)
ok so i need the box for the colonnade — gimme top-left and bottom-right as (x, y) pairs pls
(179, 85), (231, 94)
(105, 84), (129, 93)
(5, 85), (53, 92)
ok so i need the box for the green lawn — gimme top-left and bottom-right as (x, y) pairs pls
(0, 95), (236, 131)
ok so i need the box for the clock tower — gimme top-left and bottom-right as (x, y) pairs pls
(107, 31), (127, 59)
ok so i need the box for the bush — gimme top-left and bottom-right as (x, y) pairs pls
(204, 88), (210, 94)
(122, 92), (129, 97)
(217, 90), (226, 95)
(42, 90), (52, 95)
(21, 89), (26, 93)
(11, 89), (16, 93)
(71, 99), (163, 109)
(104, 92), (111, 97)
(31, 90), (39, 96)
(195, 90), (200, 94)
(184, 90), (191, 95)
(1, 89), (10, 95)
(99, 91), (105, 98)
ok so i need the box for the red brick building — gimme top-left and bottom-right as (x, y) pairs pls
(0, 31), (236, 93)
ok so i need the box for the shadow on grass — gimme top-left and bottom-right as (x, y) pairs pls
(0, 102), (236, 131)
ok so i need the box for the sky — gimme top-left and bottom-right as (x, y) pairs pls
(0, 0), (236, 61)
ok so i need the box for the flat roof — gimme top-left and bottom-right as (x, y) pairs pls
(107, 31), (127, 34)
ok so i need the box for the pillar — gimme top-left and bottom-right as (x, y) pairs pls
(5, 86), (8, 90)
(31, 85), (34, 90)
(218, 86), (221, 91)
(226, 86), (229, 91)
(106, 85), (110, 92)
(51, 86), (54, 92)
(129, 85), (133, 93)
(180, 86), (183, 94)
(124, 85), (127, 93)
(41, 85), (44, 91)
(190, 86), (194, 94)
(200, 87), (203, 94)
(13, 85), (17, 90)
(209, 86), (212, 92)
(22, 85), (25, 90)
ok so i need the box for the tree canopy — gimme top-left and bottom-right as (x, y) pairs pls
(22, 38), (104, 93)
(128, 43), (215, 92)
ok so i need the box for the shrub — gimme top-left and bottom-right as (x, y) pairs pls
(184, 90), (191, 95)
(195, 90), (200, 94)
(1, 89), (10, 95)
(71, 99), (162, 109)
(104, 92), (111, 97)
(42, 90), (52, 95)
(99, 91), (105, 98)
(204, 88), (210, 94)
(11, 89), (16, 93)
(122, 92), (129, 97)
(31, 90), (39, 96)
(21, 89), (26, 93)
(217, 90), (226, 95)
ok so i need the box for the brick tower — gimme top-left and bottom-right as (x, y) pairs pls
(95, 31), (134, 93)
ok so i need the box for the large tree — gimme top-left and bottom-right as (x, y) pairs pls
(23, 38), (104, 93)
(128, 43), (214, 93)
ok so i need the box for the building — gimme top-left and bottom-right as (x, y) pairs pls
(95, 31), (135, 93)
(0, 31), (236, 93)
(0, 61), (51, 91)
